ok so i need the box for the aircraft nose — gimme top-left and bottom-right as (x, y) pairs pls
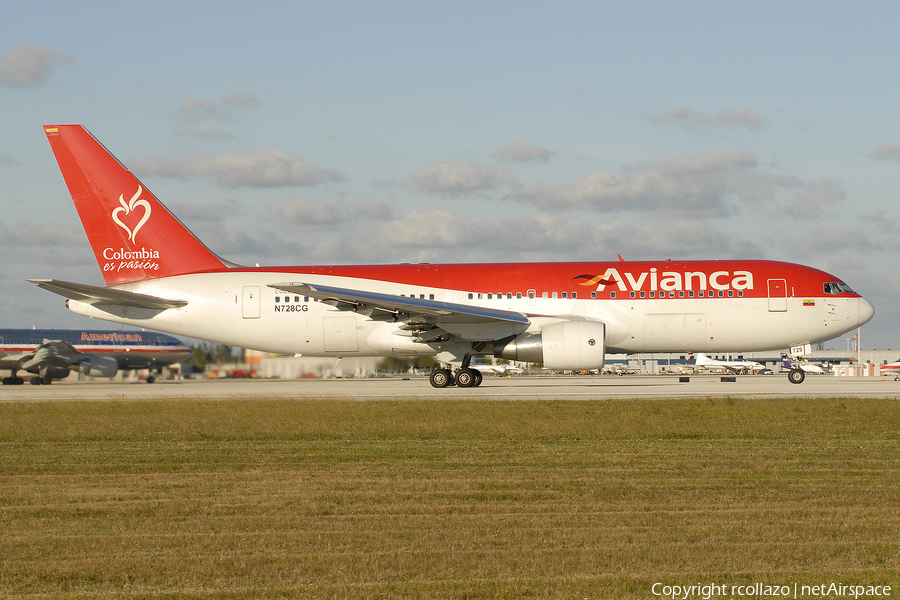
(858, 297), (875, 326)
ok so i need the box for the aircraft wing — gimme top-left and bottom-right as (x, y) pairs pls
(29, 279), (187, 310)
(269, 281), (530, 332)
(0, 352), (34, 371)
(20, 339), (82, 371)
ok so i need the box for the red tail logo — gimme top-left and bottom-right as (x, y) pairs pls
(112, 186), (152, 242)
(44, 125), (228, 285)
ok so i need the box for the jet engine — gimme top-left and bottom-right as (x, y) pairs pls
(493, 320), (605, 370)
(77, 356), (119, 378)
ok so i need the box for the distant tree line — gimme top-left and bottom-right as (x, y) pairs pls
(187, 342), (243, 371)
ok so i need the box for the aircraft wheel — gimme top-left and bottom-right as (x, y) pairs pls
(455, 368), (477, 388)
(430, 369), (452, 388)
(146, 375), (156, 384)
(42, 375), (53, 385)
(473, 370), (483, 387)
(30, 377), (42, 385)
(788, 368), (805, 384)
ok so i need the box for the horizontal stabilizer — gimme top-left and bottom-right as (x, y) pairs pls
(28, 279), (187, 310)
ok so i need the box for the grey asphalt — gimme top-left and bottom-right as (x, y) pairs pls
(2, 374), (899, 401)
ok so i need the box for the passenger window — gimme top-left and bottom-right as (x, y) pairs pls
(607, 292), (613, 299)
(572, 292), (577, 299)
(592, 292), (597, 298)
(561, 292), (567, 299)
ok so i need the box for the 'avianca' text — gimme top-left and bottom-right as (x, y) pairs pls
(597, 268), (753, 292)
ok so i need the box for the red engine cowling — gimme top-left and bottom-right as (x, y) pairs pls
(493, 321), (605, 370)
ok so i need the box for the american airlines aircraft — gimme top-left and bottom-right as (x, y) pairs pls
(32, 125), (875, 387)
(0, 328), (191, 385)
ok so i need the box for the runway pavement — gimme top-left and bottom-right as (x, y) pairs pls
(2, 373), (900, 401)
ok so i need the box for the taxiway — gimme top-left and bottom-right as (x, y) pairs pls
(1, 374), (899, 402)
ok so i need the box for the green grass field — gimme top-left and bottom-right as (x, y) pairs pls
(0, 396), (898, 599)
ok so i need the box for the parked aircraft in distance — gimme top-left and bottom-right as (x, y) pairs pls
(470, 359), (525, 376)
(692, 352), (765, 374)
(32, 125), (875, 388)
(880, 359), (900, 380)
(0, 328), (192, 385)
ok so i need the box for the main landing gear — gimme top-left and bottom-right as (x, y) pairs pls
(429, 367), (484, 388)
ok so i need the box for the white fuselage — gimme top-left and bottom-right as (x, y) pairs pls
(64, 271), (869, 357)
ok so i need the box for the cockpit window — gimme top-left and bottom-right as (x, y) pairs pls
(824, 282), (854, 295)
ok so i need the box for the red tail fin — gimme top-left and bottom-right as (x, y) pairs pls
(44, 125), (228, 285)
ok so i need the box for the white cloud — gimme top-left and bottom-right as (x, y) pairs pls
(645, 106), (766, 131)
(508, 151), (798, 215)
(160, 200), (768, 267)
(221, 93), (260, 110)
(176, 93), (260, 122)
(265, 196), (394, 225)
(493, 141), (557, 163)
(869, 143), (900, 161)
(405, 161), (514, 196)
(167, 199), (246, 224)
(799, 227), (878, 254)
(130, 147), (348, 187)
(0, 45), (74, 88)
(177, 129), (238, 142)
(776, 179), (846, 220)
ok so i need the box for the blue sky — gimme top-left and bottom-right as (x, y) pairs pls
(1, 1), (898, 350)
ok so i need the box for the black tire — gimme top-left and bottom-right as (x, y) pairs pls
(788, 368), (805, 384)
(42, 375), (53, 385)
(456, 368), (477, 388)
(430, 369), (451, 388)
(473, 370), (483, 387)
(30, 377), (42, 385)
(146, 375), (156, 384)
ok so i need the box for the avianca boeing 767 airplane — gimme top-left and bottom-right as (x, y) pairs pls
(32, 125), (874, 387)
